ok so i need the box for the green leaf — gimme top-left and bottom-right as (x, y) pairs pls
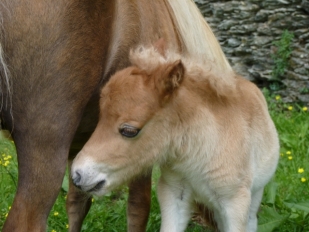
(265, 180), (277, 204)
(284, 202), (309, 213)
(61, 170), (69, 192)
(280, 134), (298, 148)
(258, 206), (288, 232)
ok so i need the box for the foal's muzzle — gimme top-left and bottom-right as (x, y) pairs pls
(72, 169), (106, 193)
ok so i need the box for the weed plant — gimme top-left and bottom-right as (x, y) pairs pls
(271, 30), (294, 80)
(0, 89), (308, 231)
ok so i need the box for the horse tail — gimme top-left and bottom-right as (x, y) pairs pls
(0, 4), (12, 116)
(0, 41), (12, 110)
(166, 0), (232, 72)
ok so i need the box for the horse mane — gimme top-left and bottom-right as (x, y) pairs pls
(105, 0), (232, 78)
(166, 0), (232, 72)
(130, 46), (236, 97)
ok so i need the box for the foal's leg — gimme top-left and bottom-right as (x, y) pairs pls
(157, 169), (193, 232)
(127, 169), (152, 232)
(66, 159), (92, 232)
(215, 187), (251, 232)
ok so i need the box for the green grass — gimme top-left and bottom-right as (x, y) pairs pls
(0, 89), (309, 231)
(0, 134), (17, 224)
(258, 90), (309, 232)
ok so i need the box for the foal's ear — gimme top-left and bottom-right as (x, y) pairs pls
(165, 60), (184, 91)
(161, 59), (185, 95)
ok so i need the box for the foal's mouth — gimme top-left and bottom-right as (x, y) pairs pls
(87, 180), (106, 193)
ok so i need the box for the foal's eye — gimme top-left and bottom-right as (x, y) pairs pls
(119, 124), (141, 138)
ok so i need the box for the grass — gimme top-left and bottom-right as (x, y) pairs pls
(0, 89), (309, 231)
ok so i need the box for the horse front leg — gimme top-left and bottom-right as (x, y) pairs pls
(66, 158), (92, 232)
(2, 129), (72, 232)
(127, 168), (152, 232)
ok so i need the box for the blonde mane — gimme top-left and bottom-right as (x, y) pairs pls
(130, 46), (236, 96)
(166, 0), (232, 72)
(105, 0), (232, 78)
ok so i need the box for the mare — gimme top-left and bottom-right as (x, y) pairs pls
(0, 0), (232, 231)
(71, 44), (280, 232)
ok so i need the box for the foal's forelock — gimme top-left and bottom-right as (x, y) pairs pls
(130, 46), (236, 97)
(129, 46), (181, 74)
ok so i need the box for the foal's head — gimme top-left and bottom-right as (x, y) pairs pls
(71, 46), (185, 195)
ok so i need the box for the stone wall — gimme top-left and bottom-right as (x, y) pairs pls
(195, 0), (309, 103)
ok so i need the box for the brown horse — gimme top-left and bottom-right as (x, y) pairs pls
(0, 0), (231, 231)
(72, 43), (279, 232)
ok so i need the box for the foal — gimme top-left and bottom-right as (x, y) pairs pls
(72, 46), (279, 232)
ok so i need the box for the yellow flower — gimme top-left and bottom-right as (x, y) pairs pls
(8, 206), (11, 210)
(66, 224), (69, 229)
(51, 230), (56, 232)
(301, 177), (306, 182)
(298, 168), (304, 173)
(288, 156), (293, 160)
(7, 155), (12, 159)
(92, 198), (94, 203)
(4, 213), (8, 218)
(286, 151), (291, 155)
(303, 106), (308, 112)
(53, 212), (59, 216)
(275, 95), (281, 100)
(288, 106), (293, 111)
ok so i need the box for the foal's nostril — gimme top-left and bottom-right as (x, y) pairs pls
(95, 180), (105, 189)
(72, 170), (82, 186)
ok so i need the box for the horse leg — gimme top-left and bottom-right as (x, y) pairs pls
(2, 130), (71, 232)
(66, 158), (92, 232)
(127, 169), (152, 232)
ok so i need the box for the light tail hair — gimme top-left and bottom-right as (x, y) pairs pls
(0, 1), (13, 118)
(0, 41), (12, 111)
